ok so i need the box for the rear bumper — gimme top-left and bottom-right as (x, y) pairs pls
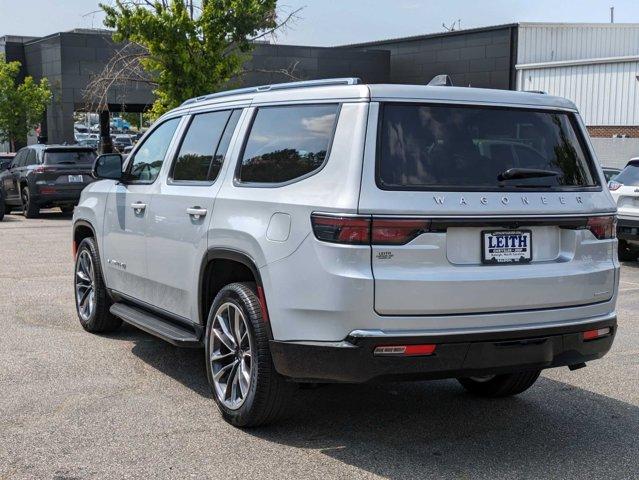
(32, 188), (85, 205)
(270, 314), (616, 383)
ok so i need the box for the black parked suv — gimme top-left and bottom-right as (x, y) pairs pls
(0, 145), (96, 220)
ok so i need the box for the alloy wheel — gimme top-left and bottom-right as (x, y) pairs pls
(75, 249), (96, 321)
(210, 302), (253, 410)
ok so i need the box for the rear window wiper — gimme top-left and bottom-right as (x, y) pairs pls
(497, 168), (560, 181)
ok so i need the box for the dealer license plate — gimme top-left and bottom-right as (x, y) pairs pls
(482, 230), (532, 264)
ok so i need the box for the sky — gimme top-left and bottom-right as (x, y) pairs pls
(1, 0), (639, 46)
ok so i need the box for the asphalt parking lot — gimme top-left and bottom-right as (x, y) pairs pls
(0, 211), (637, 479)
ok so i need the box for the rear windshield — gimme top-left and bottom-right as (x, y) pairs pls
(614, 164), (639, 186)
(44, 150), (96, 165)
(378, 103), (599, 191)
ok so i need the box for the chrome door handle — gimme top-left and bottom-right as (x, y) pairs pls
(186, 207), (207, 219)
(131, 202), (147, 213)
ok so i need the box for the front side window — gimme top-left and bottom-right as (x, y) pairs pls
(378, 103), (598, 191)
(127, 118), (180, 182)
(172, 109), (241, 182)
(238, 104), (339, 184)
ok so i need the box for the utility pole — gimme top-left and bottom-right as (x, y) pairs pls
(610, 6), (614, 23)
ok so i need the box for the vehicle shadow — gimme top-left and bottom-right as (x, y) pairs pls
(108, 323), (211, 398)
(4, 210), (72, 220)
(252, 379), (638, 479)
(111, 324), (638, 478)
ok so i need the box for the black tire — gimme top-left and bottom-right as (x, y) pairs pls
(0, 194), (4, 221)
(60, 206), (74, 215)
(21, 186), (39, 218)
(205, 282), (293, 427)
(457, 370), (541, 397)
(74, 237), (121, 333)
(618, 239), (638, 261)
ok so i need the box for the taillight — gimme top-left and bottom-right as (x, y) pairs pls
(608, 181), (622, 191)
(311, 214), (431, 245)
(33, 166), (53, 174)
(371, 218), (431, 245)
(311, 214), (371, 244)
(586, 216), (616, 239)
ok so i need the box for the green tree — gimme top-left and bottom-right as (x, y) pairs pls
(0, 56), (52, 150)
(101, 0), (278, 118)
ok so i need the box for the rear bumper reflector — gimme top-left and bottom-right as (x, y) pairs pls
(374, 344), (436, 356)
(583, 327), (611, 341)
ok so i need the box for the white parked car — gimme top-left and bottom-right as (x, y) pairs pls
(72, 78), (619, 427)
(609, 158), (639, 260)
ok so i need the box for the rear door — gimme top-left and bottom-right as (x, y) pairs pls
(359, 102), (617, 316)
(145, 108), (243, 321)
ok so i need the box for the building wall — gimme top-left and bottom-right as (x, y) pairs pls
(591, 137), (639, 168)
(348, 25), (517, 89)
(517, 59), (639, 128)
(516, 23), (639, 132)
(245, 44), (390, 85)
(588, 126), (639, 138)
(517, 23), (639, 64)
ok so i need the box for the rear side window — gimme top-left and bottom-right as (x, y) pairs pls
(378, 103), (598, 191)
(614, 163), (639, 186)
(172, 109), (241, 183)
(238, 104), (339, 184)
(44, 150), (96, 165)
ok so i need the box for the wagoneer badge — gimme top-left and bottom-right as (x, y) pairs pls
(432, 195), (583, 207)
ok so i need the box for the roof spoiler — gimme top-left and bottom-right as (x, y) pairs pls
(427, 74), (453, 87)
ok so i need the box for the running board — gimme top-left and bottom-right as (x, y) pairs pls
(110, 302), (203, 348)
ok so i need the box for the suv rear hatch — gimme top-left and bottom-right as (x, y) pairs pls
(39, 149), (96, 190)
(358, 101), (616, 316)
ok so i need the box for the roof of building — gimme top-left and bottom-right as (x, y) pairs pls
(341, 23), (518, 48)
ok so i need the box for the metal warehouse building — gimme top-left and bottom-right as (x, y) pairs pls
(515, 23), (639, 167)
(2, 22), (639, 165)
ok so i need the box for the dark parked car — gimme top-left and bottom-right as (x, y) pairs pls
(111, 134), (133, 153)
(0, 145), (97, 219)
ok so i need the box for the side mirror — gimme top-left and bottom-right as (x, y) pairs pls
(93, 153), (123, 180)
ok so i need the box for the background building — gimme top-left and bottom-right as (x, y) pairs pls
(2, 22), (638, 165)
(515, 23), (639, 167)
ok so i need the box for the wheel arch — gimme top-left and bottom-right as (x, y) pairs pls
(73, 220), (96, 256)
(199, 248), (273, 338)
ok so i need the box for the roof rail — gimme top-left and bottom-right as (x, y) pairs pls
(181, 77), (362, 106)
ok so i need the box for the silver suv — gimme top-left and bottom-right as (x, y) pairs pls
(72, 78), (619, 427)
